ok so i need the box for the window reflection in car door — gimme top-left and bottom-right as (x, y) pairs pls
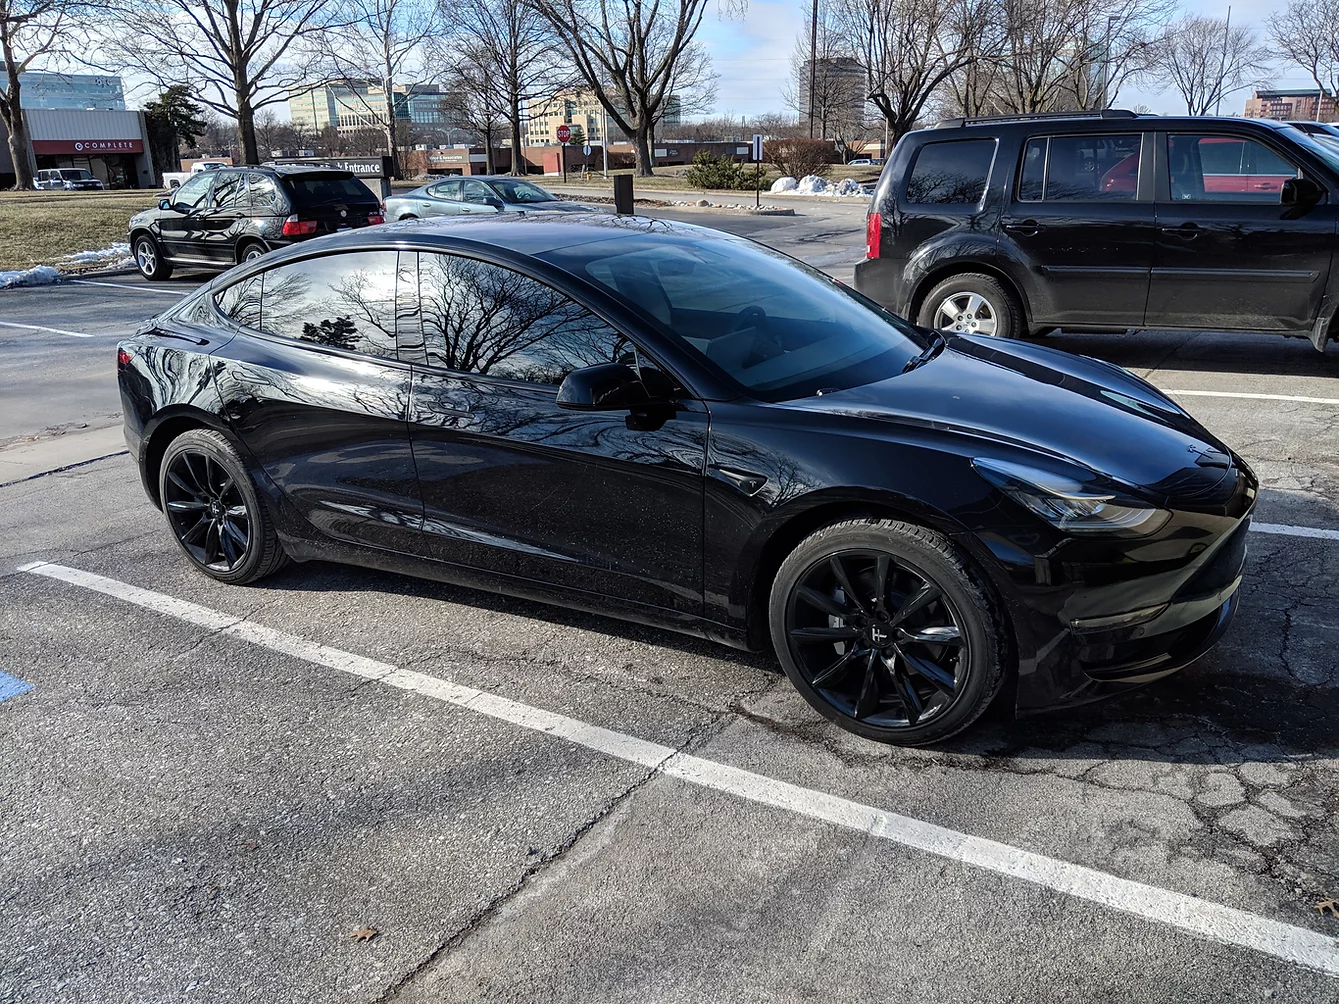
(160, 171), (215, 257)
(425, 180), (460, 216)
(203, 171), (248, 262)
(406, 250), (707, 613)
(458, 179), (500, 214)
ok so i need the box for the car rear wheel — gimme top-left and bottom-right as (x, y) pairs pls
(134, 235), (172, 281)
(769, 519), (1006, 746)
(158, 429), (288, 585)
(239, 241), (266, 263)
(918, 273), (1021, 339)
(398, 213), (417, 220)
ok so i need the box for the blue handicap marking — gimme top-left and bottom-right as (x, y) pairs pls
(0, 670), (33, 703)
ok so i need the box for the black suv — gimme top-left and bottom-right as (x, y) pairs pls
(129, 165), (384, 280)
(855, 111), (1339, 351)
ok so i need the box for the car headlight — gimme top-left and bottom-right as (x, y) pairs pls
(972, 458), (1170, 536)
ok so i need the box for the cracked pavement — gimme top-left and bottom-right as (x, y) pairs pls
(2, 204), (1339, 1003)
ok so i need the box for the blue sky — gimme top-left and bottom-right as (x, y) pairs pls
(696, 0), (1317, 120)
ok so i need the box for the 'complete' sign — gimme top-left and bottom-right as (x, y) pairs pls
(32, 138), (143, 155)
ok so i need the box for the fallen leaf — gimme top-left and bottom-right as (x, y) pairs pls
(1314, 899), (1339, 918)
(351, 926), (378, 943)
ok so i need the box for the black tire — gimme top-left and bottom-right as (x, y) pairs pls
(398, 213), (418, 221)
(769, 518), (1007, 746)
(917, 273), (1022, 340)
(238, 240), (267, 263)
(133, 234), (173, 281)
(158, 428), (288, 585)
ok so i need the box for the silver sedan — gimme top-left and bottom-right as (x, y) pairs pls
(384, 176), (603, 220)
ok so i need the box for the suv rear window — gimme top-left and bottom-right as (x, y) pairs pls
(281, 173), (376, 206)
(905, 139), (996, 206)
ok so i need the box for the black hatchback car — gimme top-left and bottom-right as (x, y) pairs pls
(856, 111), (1339, 351)
(128, 165), (383, 280)
(118, 215), (1255, 745)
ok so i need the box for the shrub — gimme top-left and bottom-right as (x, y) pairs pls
(684, 151), (744, 189)
(763, 138), (834, 179)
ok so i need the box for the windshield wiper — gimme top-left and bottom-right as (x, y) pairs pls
(902, 331), (947, 373)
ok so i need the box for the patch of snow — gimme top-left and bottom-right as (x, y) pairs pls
(770, 176), (798, 193)
(796, 175), (828, 195)
(0, 265), (61, 289)
(61, 242), (133, 267)
(830, 177), (864, 197)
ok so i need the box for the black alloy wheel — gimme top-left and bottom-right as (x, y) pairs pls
(158, 429), (288, 584)
(771, 519), (1005, 745)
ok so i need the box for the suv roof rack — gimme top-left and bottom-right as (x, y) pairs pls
(934, 109), (1140, 129)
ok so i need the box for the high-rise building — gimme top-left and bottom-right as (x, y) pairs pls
(288, 80), (466, 134)
(18, 72), (126, 111)
(797, 57), (868, 134)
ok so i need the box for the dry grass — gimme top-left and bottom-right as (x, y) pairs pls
(0, 189), (158, 271)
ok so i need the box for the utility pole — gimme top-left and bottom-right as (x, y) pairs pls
(1214, 7), (1231, 116)
(807, 0), (818, 138)
(1102, 15), (1117, 108)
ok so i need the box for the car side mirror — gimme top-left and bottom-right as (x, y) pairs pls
(159, 198), (173, 211)
(1282, 177), (1324, 206)
(484, 197), (503, 210)
(557, 363), (652, 411)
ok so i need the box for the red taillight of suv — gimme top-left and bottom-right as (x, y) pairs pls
(368, 213), (385, 225)
(866, 212), (882, 259)
(282, 215), (319, 236)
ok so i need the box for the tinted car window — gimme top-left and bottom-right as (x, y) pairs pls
(1017, 134), (1141, 202)
(905, 139), (996, 205)
(282, 173), (376, 206)
(427, 180), (460, 199)
(555, 233), (923, 400)
(248, 173), (279, 211)
(418, 252), (632, 384)
(172, 172), (213, 211)
(1169, 135), (1301, 202)
(210, 171), (247, 210)
(260, 251), (400, 359)
(216, 274), (263, 328)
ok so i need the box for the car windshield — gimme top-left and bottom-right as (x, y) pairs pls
(544, 230), (925, 400)
(59, 170), (93, 180)
(1297, 131), (1339, 174)
(488, 179), (557, 203)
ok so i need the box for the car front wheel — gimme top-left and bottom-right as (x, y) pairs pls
(918, 273), (1021, 339)
(158, 429), (288, 584)
(769, 518), (1006, 746)
(133, 235), (172, 281)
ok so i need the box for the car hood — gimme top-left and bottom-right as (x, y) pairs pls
(786, 334), (1241, 507)
(511, 200), (600, 212)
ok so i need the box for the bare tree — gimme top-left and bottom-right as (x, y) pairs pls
(1268, 0), (1339, 109)
(782, 2), (866, 142)
(441, 0), (563, 176)
(835, 0), (989, 143)
(302, 0), (437, 177)
(526, 0), (716, 175)
(1152, 14), (1271, 115)
(100, 0), (335, 164)
(440, 44), (506, 172)
(0, 0), (86, 188)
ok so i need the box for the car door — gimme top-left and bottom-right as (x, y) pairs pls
(997, 131), (1154, 328)
(200, 170), (249, 263)
(420, 180), (460, 217)
(157, 171), (216, 260)
(458, 179), (503, 215)
(1148, 131), (1338, 331)
(210, 249), (426, 554)
(404, 249), (707, 615)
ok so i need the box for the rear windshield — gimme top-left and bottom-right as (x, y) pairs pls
(281, 173), (377, 205)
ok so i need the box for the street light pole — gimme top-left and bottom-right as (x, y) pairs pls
(1214, 6), (1232, 116)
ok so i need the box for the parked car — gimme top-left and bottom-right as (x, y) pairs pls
(34, 168), (103, 191)
(856, 110), (1339, 351)
(384, 176), (600, 220)
(162, 160), (228, 190)
(117, 214), (1254, 746)
(127, 165), (383, 280)
(1288, 121), (1339, 139)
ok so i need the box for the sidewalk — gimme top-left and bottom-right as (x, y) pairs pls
(0, 425), (128, 486)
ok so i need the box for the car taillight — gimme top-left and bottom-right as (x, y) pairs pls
(368, 213), (384, 225)
(282, 215), (319, 236)
(866, 212), (882, 259)
(117, 348), (131, 367)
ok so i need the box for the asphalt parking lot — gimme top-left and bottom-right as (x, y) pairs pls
(3, 204), (1339, 1003)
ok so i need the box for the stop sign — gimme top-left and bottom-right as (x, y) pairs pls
(556, 124), (571, 144)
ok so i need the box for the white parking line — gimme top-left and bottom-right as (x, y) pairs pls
(1164, 389), (1339, 406)
(0, 319), (93, 338)
(67, 279), (186, 296)
(1253, 522), (1339, 541)
(16, 558), (1339, 979)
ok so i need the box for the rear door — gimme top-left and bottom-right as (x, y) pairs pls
(1148, 131), (1338, 331)
(997, 131), (1154, 328)
(404, 249), (707, 614)
(280, 172), (381, 235)
(210, 249), (425, 553)
(422, 180), (461, 216)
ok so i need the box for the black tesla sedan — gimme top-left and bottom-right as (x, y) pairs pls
(117, 215), (1255, 745)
